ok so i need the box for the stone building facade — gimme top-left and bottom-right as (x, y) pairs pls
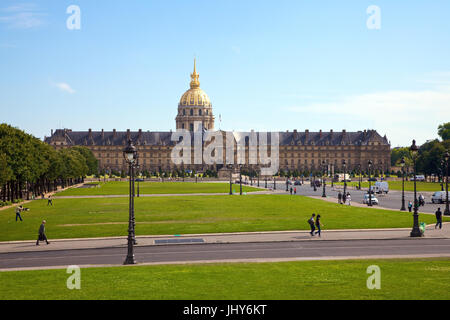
(45, 61), (391, 175)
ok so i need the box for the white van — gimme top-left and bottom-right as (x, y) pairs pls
(431, 191), (449, 204)
(370, 181), (389, 194)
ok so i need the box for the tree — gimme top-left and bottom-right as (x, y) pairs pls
(438, 122), (450, 141)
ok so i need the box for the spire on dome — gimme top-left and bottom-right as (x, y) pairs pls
(190, 58), (200, 89)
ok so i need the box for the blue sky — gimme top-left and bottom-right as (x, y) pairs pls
(1, 0), (450, 147)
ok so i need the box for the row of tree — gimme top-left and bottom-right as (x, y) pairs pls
(0, 124), (98, 204)
(391, 122), (450, 179)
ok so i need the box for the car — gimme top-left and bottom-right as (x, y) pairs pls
(294, 180), (302, 186)
(368, 178), (377, 182)
(370, 181), (389, 194)
(432, 191), (449, 204)
(363, 194), (379, 205)
(414, 175), (425, 181)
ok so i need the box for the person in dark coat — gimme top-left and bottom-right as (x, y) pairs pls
(36, 220), (50, 245)
(338, 192), (342, 204)
(435, 208), (443, 229)
(315, 214), (323, 237)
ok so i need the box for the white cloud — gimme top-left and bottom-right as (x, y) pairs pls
(287, 82), (450, 146)
(54, 82), (76, 94)
(0, 3), (45, 29)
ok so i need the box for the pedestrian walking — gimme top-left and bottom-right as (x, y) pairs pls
(347, 194), (352, 206)
(15, 205), (24, 222)
(435, 208), (443, 229)
(294, 187), (297, 195)
(47, 195), (53, 206)
(290, 187), (293, 195)
(315, 214), (323, 237)
(342, 193), (347, 205)
(308, 214), (316, 236)
(36, 220), (50, 245)
(408, 201), (413, 212)
(338, 192), (342, 204)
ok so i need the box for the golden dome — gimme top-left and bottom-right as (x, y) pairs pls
(179, 59), (212, 107)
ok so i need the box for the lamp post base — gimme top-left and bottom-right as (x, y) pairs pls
(410, 228), (423, 237)
(124, 255), (137, 265)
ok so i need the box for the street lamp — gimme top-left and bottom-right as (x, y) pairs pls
(286, 168), (289, 192)
(358, 164), (362, 190)
(322, 160), (327, 198)
(400, 157), (406, 211)
(444, 151), (449, 216)
(257, 168), (260, 187)
(343, 160), (348, 193)
(123, 139), (137, 265)
(239, 164), (243, 195)
(368, 160), (373, 207)
(410, 140), (422, 237)
(228, 164), (233, 195)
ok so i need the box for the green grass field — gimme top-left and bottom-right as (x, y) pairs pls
(335, 180), (443, 192)
(1, 258), (449, 300)
(55, 181), (263, 196)
(2, 195), (448, 241)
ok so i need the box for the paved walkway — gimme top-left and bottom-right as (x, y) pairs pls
(1, 224), (449, 254)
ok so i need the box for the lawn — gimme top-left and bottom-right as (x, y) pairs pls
(1, 258), (449, 300)
(334, 180), (443, 192)
(2, 195), (448, 241)
(55, 181), (263, 196)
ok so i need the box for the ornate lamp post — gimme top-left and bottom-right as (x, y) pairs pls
(322, 160), (327, 198)
(400, 157), (406, 211)
(368, 160), (373, 207)
(257, 168), (260, 187)
(358, 164), (362, 190)
(444, 151), (449, 216)
(123, 139), (137, 265)
(285, 167), (289, 192)
(342, 160), (347, 197)
(228, 164), (233, 195)
(239, 164), (243, 195)
(410, 140), (422, 237)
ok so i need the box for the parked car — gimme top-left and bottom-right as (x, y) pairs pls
(368, 177), (377, 182)
(414, 175), (425, 181)
(431, 191), (449, 204)
(294, 180), (302, 186)
(363, 194), (379, 205)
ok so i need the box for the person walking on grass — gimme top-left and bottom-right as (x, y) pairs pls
(308, 214), (316, 236)
(15, 206), (24, 222)
(435, 208), (443, 230)
(36, 220), (50, 246)
(47, 195), (53, 206)
(290, 187), (293, 195)
(315, 214), (324, 237)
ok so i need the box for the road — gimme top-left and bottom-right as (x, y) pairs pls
(1, 239), (450, 270)
(271, 182), (445, 213)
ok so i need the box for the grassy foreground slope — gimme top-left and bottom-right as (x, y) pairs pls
(55, 181), (262, 196)
(2, 195), (448, 241)
(1, 258), (449, 300)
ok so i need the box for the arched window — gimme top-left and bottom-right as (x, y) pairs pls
(190, 109), (194, 116)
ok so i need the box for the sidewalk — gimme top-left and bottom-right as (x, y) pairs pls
(1, 224), (449, 254)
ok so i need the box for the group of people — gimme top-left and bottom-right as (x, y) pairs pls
(289, 187), (297, 195)
(308, 214), (323, 237)
(337, 191), (352, 206)
(14, 198), (52, 246)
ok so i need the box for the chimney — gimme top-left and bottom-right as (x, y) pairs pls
(305, 129), (309, 140)
(138, 129), (142, 140)
(113, 129), (117, 138)
(127, 129), (131, 140)
(88, 128), (92, 139)
(319, 129), (323, 138)
(101, 129), (104, 139)
(293, 129), (298, 139)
